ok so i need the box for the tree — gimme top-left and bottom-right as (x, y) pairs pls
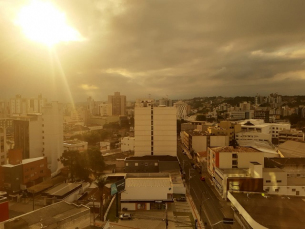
(87, 147), (105, 179)
(196, 115), (206, 121)
(95, 177), (108, 221)
(60, 150), (81, 182)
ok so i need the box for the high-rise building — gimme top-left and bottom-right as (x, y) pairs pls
(108, 92), (126, 116)
(13, 102), (63, 173)
(174, 101), (191, 120)
(10, 94), (47, 115)
(134, 105), (177, 157)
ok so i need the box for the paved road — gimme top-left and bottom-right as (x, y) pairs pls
(177, 142), (232, 229)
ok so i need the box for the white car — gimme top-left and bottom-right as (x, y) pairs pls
(119, 213), (132, 220)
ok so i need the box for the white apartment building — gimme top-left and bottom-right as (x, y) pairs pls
(134, 106), (177, 157)
(121, 137), (135, 152)
(14, 102), (63, 173)
(98, 103), (109, 116)
(174, 101), (190, 120)
(278, 129), (304, 144)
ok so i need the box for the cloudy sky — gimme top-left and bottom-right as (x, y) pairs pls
(1, 0), (305, 103)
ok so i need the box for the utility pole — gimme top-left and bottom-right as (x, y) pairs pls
(165, 203), (168, 229)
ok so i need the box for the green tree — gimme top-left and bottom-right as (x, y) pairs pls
(95, 177), (108, 221)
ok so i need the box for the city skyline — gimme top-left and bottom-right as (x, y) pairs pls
(1, 0), (305, 103)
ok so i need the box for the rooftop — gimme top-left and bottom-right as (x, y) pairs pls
(3, 201), (89, 228)
(230, 192), (305, 229)
(278, 140), (305, 157)
(210, 146), (261, 153)
(125, 155), (178, 161)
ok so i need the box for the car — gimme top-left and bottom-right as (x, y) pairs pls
(200, 176), (205, 181)
(176, 196), (187, 202)
(119, 213), (132, 220)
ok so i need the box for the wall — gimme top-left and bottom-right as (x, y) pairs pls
(210, 136), (229, 148)
(121, 202), (136, 210)
(0, 198), (9, 222)
(238, 152), (264, 168)
(218, 153), (233, 169)
(192, 136), (207, 153)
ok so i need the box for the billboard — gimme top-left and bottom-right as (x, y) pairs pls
(111, 179), (125, 195)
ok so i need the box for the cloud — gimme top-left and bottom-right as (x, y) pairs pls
(1, 0), (305, 102)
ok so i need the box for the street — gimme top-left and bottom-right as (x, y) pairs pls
(177, 141), (235, 229)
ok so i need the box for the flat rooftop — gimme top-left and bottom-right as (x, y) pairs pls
(44, 183), (82, 197)
(3, 201), (89, 228)
(231, 192), (305, 229)
(125, 155), (178, 161)
(211, 146), (261, 153)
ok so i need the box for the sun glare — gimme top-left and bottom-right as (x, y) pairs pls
(15, 0), (82, 46)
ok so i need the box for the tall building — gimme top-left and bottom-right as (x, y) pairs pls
(10, 94), (47, 115)
(134, 105), (177, 156)
(108, 92), (126, 116)
(174, 101), (191, 120)
(13, 102), (63, 173)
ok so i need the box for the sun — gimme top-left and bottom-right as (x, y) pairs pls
(15, 0), (82, 46)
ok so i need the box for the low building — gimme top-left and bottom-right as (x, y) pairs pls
(63, 140), (88, 152)
(121, 137), (135, 152)
(181, 130), (229, 154)
(0, 201), (90, 229)
(1, 150), (50, 193)
(213, 162), (264, 199)
(124, 155), (179, 173)
(121, 173), (173, 211)
(228, 192), (305, 229)
(0, 196), (9, 222)
(207, 146), (264, 177)
(278, 129), (304, 144)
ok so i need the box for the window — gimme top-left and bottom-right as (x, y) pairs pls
(154, 163), (158, 166)
(135, 163), (138, 166)
(126, 163), (128, 166)
(275, 188), (280, 192)
(266, 180), (271, 183)
(145, 163), (148, 166)
(277, 180), (282, 183)
(292, 188), (296, 191)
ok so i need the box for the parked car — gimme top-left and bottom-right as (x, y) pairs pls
(119, 213), (132, 220)
(176, 196), (187, 202)
(200, 176), (205, 181)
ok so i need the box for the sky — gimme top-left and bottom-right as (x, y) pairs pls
(1, 0), (305, 103)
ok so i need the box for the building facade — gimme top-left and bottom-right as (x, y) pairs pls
(108, 92), (126, 116)
(134, 106), (177, 156)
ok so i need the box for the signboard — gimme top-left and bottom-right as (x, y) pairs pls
(111, 179), (125, 196)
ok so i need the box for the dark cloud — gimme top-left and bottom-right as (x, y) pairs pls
(0, 0), (305, 102)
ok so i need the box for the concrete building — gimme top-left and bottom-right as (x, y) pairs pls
(13, 102), (63, 172)
(235, 131), (272, 143)
(208, 121), (241, 142)
(63, 140), (88, 152)
(134, 106), (177, 157)
(174, 101), (190, 120)
(108, 92), (126, 116)
(278, 129), (304, 144)
(98, 103), (109, 116)
(207, 146), (264, 177)
(0, 126), (6, 165)
(2, 150), (50, 193)
(121, 137), (135, 152)
(121, 173), (173, 211)
(181, 130), (229, 154)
